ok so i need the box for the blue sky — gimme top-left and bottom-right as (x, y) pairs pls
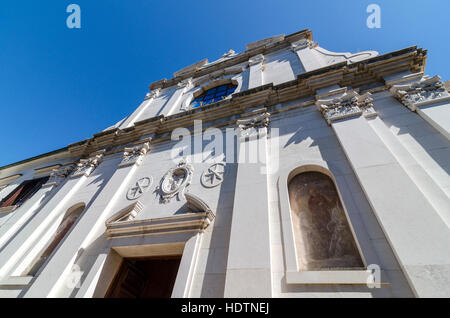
(0, 0), (448, 167)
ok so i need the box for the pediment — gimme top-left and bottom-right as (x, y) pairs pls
(106, 193), (215, 239)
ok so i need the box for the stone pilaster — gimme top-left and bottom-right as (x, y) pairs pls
(390, 75), (450, 139)
(224, 111), (272, 297)
(315, 87), (450, 297)
(24, 144), (151, 297)
(247, 54), (264, 89)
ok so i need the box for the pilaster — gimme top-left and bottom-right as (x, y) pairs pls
(315, 87), (450, 297)
(224, 110), (272, 297)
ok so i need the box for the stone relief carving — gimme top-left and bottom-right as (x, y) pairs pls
(390, 75), (450, 111)
(127, 177), (153, 200)
(71, 154), (104, 178)
(236, 112), (270, 139)
(119, 142), (150, 167)
(157, 159), (194, 203)
(316, 91), (375, 125)
(288, 171), (364, 270)
(201, 163), (226, 188)
(43, 164), (76, 187)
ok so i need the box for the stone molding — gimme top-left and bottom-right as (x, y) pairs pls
(316, 90), (376, 125)
(0, 205), (18, 214)
(105, 211), (215, 239)
(119, 142), (150, 168)
(290, 39), (314, 51)
(390, 75), (450, 111)
(71, 153), (104, 179)
(237, 112), (270, 139)
(42, 164), (76, 188)
(248, 54), (265, 66)
(105, 201), (144, 225)
(0, 174), (22, 185)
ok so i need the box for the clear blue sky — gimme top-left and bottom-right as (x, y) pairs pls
(1, 0), (448, 167)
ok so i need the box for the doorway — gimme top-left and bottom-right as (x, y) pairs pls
(105, 256), (181, 298)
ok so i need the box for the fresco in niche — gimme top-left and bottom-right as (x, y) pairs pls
(288, 172), (364, 270)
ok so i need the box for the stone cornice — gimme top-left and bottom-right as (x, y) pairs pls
(64, 46), (426, 157)
(0, 45), (428, 168)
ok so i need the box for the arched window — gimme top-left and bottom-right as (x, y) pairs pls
(190, 83), (237, 109)
(288, 171), (363, 270)
(24, 203), (86, 276)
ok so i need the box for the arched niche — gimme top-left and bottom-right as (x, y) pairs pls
(287, 167), (363, 271)
(23, 203), (86, 276)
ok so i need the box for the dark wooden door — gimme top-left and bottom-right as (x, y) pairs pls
(106, 257), (181, 298)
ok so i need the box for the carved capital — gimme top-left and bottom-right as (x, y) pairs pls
(316, 91), (376, 125)
(71, 154), (104, 178)
(145, 88), (161, 100)
(119, 142), (150, 167)
(390, 76), (450, 111)
(43, 164), (76, 187)
(237, 112), (270, 139)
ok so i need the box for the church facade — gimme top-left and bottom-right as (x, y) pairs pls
(0, 29), (449, 298)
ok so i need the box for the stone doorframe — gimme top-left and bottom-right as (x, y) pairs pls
(76, 193), (214, 298)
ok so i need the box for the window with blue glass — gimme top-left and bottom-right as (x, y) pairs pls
(190, 83), (237, 109)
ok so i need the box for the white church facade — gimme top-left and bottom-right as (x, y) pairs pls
(0, 29), (449, 298)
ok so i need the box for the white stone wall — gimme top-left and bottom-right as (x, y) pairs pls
(0, 38), (449, 298)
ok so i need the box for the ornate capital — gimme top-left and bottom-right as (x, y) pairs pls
(237, 112), (270, 139)
(43, 164), (76, 187)
(177, 78), (193, 89)
(71, 154), (104, 178)
(390, 76), (450, 111)
(290, 39), (313, 51)
(145, 88), (161, 100)
(316, 91), (376, 125)
(248, 54), (265, 66)
(119, 142), (150, 167)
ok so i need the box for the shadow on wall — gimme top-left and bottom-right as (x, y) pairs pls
(378, 98), (450, 180)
